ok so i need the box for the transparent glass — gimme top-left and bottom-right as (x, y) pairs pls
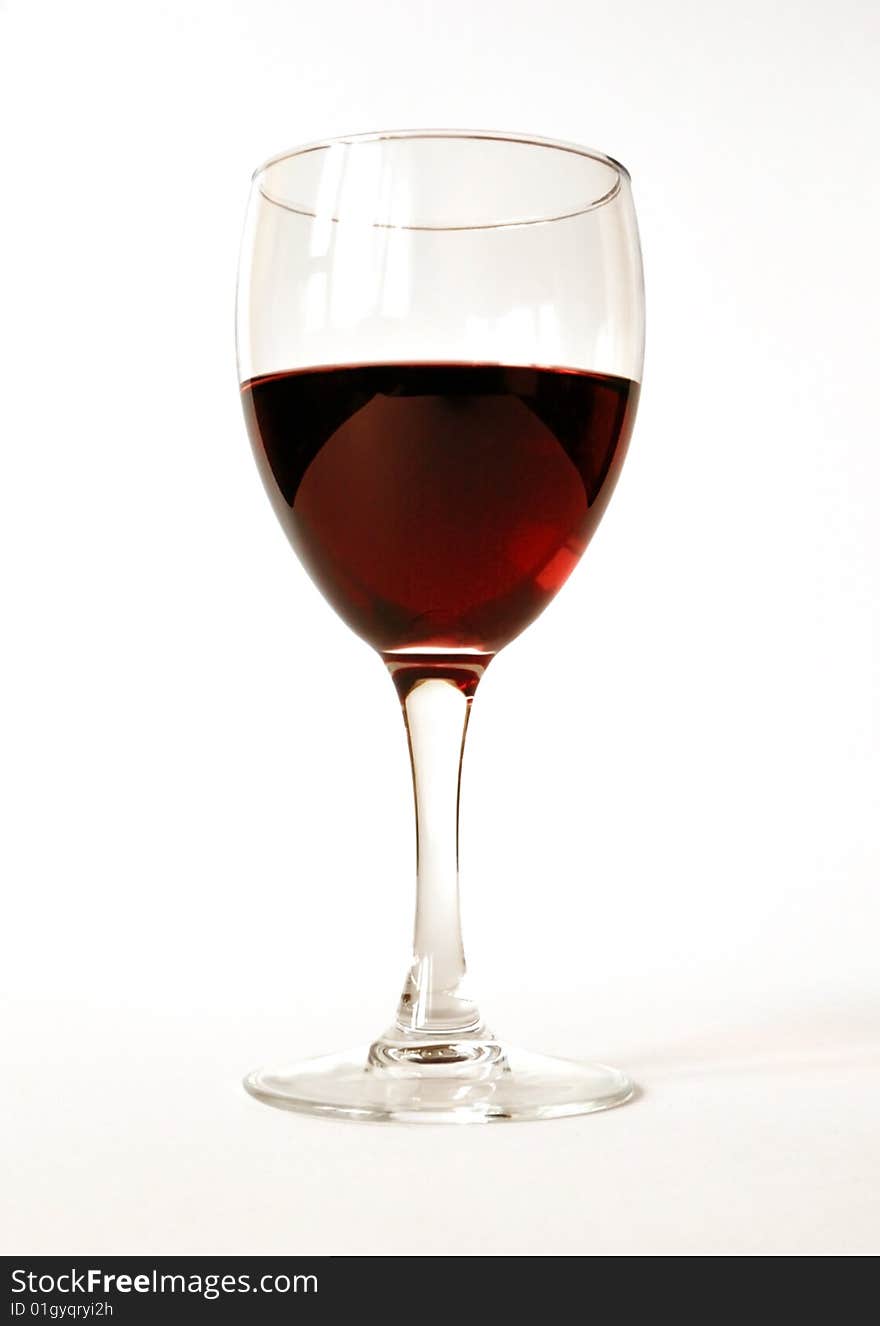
(236, 129), (644, 1122)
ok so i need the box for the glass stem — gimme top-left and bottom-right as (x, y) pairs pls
(393, 674), (484, 1038)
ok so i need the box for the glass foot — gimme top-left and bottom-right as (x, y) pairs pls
(244, 1040), (634, 1123)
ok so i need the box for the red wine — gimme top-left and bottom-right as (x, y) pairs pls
(241, 363), (638, 671)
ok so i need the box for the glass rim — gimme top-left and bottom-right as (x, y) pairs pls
(251, 128), (631, 232)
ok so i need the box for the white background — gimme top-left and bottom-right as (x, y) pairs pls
(2, 0), (878, 1256)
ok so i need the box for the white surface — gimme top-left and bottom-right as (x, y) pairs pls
(4, 992), (879, 1255)
(1, 0), (878, 1256)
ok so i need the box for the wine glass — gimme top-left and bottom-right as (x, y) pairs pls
(236, 129), (644, 1122)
